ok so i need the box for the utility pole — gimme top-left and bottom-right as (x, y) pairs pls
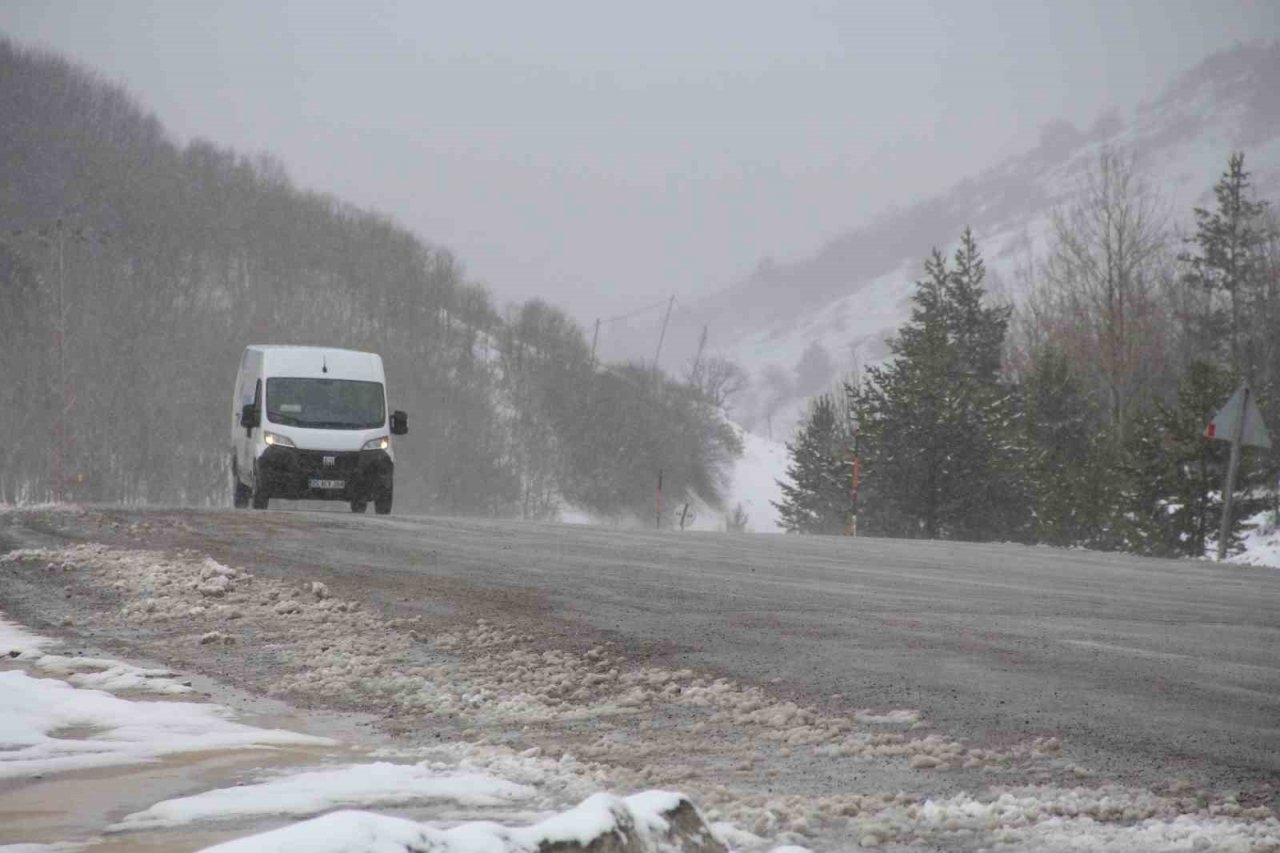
(590, 318), (600, 365)
(651, 295), (675, 378)
(689, 325), (708, 378)
(54, 219), (67, 503)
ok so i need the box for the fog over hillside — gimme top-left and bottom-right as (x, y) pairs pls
(628, 41), (1280, 436)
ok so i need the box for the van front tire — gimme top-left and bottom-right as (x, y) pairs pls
(374, 487), (392, 515)
(251, 466), (270, 510)
(350, 500), (367, 513)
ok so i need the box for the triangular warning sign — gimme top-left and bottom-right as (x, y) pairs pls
(1205, 382), (1271, 449)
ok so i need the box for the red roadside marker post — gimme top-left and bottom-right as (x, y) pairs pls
(1204, 382), (1271, 561)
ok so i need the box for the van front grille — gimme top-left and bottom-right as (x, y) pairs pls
(294, 450), (361, 474)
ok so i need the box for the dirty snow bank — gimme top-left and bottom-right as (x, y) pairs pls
(6, 539), (1279, 850)
(201, 791), (724, 853)
(0, 603), (722, 853)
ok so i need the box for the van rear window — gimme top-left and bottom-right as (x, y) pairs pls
(265, 378), (385, 430)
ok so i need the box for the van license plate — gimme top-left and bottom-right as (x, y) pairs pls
(309, 479), (345, 490)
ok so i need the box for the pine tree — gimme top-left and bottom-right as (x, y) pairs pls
(852, 231), (1023, 540)
(1022, 346), (1107, 546)
(773, 394), (853, 534)
(1180, 153), (1271, 377)
(1178, 153), (1277, 532)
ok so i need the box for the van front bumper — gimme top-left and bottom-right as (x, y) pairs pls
(256, 446), (393, 501)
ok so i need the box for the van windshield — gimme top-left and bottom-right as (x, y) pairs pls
(265, 378), (385, 430)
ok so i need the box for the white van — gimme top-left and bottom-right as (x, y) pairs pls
(230, 346), (407, 514)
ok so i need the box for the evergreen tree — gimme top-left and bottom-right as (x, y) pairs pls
(773, 394), (853, 534)
(1180, 153), (1271, 377)
(1021, 346), (1109, 546)
(852, 230), (1024, 540)
(1178, 153), (1277, 533)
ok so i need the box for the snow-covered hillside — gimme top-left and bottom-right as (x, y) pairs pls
(674, 42), (1280, 438)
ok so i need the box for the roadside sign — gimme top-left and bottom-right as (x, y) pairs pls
(1207, 382), (1272, 561)
(1205, 382), (1271, 448)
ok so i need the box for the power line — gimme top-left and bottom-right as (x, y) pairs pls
(604, 296), (673, 325)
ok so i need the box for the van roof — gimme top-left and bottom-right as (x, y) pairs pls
(247, 346), (385, 381)
(246, 345), (376, 356)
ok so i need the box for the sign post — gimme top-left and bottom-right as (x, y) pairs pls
(848, 455), (861, 537)
(1205, 382), (1271, 561)
(656, 469), (663, 530)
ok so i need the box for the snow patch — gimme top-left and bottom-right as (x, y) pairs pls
(0, 668), (332, 781)
(1228, 508), (1280, 569)
(114, 763), (539, 830)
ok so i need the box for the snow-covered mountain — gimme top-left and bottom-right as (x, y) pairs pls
(657, 42), (1280, 439)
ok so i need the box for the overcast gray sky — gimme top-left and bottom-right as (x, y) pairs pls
(1, 1), (1275, 322)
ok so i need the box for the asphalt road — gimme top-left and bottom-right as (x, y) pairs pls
(5, 508), (1280, 803)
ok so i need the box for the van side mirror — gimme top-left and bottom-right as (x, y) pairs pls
(390, 410), (408, 436)
(240, 404), (260, 431)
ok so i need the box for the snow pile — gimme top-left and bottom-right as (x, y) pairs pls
(370, 741), (613, 809)
(0, 668), (331, 780)
(114, 763), (539, 830)
(1229, 508), (1280, 569)
(200, 790), (725, 853)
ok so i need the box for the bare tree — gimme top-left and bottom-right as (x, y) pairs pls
(1033, 149), (1173, 432)
(692, 357), (747, 410)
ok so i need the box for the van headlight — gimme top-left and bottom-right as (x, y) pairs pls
(362, 436), (390, 451)
(263, 431), (295, 448)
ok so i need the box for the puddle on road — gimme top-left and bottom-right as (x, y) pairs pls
(0, 742), (343, 849)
